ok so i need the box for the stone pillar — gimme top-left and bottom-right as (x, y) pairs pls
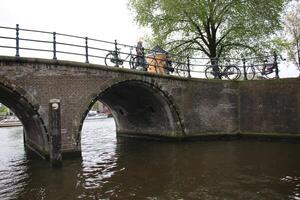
(49, 99), (62, 167)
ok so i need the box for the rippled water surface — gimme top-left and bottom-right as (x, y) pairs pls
(1, 118), (300, 199)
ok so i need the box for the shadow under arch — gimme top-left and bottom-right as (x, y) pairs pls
(77, 79), (184, 147)
(0, 82), (48, 158)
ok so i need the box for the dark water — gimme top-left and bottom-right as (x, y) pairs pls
(1, 118), (300, 200)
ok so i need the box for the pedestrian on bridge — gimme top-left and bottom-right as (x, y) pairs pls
(136, 40), (147, 70)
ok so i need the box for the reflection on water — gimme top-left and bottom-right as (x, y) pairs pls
(79, 118), (118, 191)
(1, 118), (300, 199)
(0, 127), (28, 200)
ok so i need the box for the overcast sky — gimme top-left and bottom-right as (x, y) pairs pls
(0, 0), (298, 77)
(0, 0), (143, 43)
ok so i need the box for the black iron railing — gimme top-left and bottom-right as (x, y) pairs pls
(0, 24), (284, 80)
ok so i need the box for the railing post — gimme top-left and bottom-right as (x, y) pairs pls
(53, 32), (57, 60)
(85, 37), (89, 64)
(274, 51), (279, 79)
(243, 58), (247, 80)
(187, 56), (191, 78)
(15, 24), (20, 57)
(114, 40), (119, 67)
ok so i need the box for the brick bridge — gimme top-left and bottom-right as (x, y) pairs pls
(0, 56), (299, 161)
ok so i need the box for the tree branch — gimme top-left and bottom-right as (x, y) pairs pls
(183, 10), (209, 48)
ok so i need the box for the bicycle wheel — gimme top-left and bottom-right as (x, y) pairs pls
(244, 66), (255, 80)
(131, 56), (148, 71)
(205, 66), (217, 79)
(175, 64), (188, 77)
(264, 70), (276, 79)
(105, 52), (123, 67)
(225, 65), (241, 80)
(131, 56), (144, 70)
(104, 53), (115, 66)
(259, 64), (277, 79)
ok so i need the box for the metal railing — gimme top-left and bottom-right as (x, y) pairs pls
(0, 24), (284, 80)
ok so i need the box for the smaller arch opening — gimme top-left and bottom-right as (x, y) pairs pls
(0, 83), (47, 160)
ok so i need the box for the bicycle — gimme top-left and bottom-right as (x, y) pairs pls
(248, 61), (277, 79)
(205, 59), (241, 80)
(104, 47), (160, 72)
(104, 47), (135, 68)
(171, 61), (189, 77)
(244, 56), (284, 80)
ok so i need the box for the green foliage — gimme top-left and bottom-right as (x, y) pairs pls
(129, 0), (285, 59)
(280, 0), (300, 70)
(0, 104), (9, 114)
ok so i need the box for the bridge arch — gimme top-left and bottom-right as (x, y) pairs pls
(77, 79), (185, 147)
(0, 81), (48, 157)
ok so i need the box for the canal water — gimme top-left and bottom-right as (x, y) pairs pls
(1, 118), (300, 200)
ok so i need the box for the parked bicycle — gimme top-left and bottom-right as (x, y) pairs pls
(171, 61), (189, 77)
(244, 55), (285, 80)
(104, 46), (136, 68)
(205, 59), (241, 80)
(104, 46), (160, 71)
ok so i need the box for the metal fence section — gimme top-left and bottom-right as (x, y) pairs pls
(0, 24), (284, 80)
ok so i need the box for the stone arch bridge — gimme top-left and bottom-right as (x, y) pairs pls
(0, 56), (299, 160)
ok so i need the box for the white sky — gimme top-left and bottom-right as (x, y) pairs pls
(0, 0), (144, 43)
(0, 0), (299, 77)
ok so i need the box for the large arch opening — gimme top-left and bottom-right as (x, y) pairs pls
(98, 80), (183, 138)
(0, 83), (48, 158)
(78, 80), (184, 143)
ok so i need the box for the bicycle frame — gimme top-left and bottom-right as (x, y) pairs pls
(122, 47), (134, 64)
(109, 49), (123, 66)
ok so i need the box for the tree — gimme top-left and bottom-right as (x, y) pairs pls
(282, 0), (300, 73)
(129, 0), (285, 60)
(0, 104), (9, 115)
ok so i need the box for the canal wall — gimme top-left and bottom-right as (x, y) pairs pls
(181, 78), (300, 139)
(177, 79), (239, 138)
(239, 78), (300, 138)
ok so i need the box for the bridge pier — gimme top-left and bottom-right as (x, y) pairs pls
(49, 99), (62, 167)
